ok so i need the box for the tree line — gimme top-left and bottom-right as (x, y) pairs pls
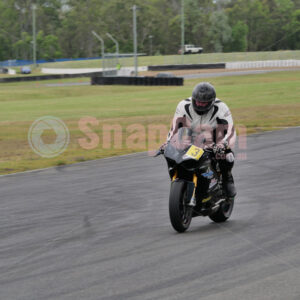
(0, 0), (300, 61)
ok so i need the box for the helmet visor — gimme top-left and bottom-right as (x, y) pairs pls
(192, 97), (214, 113)
(195, 100), (211, 108)
(194, 99), (211, 108)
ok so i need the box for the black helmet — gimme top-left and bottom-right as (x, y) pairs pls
(192, 82), (216, 114)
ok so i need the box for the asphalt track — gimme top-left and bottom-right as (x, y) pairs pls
(0, 127), (300, 300)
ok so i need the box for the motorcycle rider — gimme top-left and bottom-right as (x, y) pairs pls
(163, 82), (236, 199)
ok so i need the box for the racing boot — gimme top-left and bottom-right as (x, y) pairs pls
(222, 171), (236, 198)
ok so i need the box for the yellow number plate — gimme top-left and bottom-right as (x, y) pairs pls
(186, 145), (204, 160)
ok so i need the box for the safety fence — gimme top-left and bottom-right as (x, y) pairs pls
(226, 60), (300, 69)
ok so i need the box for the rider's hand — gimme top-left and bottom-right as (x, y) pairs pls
(215, 143), (225, 152)
(216, 140), (228, 151)
(159, 142), (167, 153)
(204, 143), (214, 150)
(214, 141), (228, 159)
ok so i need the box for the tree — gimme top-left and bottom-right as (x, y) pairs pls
(184, 0), (214, 51)
(284, 9), (300, 49)
(0, 0), (20, 60)
(208, 10), (232, 52)
(37, 31), (62, 60)
(13, 32), (32, 60)
(0, 34), (10, 61)
(260, 0), (294, 50)
(225, 21), (248, 52)
(1, 0), (300, 60)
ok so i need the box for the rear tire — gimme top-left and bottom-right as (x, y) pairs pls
(209, 198), (234, 223)
(169, 180), (192, 233)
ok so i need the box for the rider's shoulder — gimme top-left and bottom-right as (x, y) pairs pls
(180, 97), (192, 104)
(176, 97), (192, 108)
(214, 98), (229, 109)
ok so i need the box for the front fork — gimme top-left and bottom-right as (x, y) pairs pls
(187, 174), (198, 207)
(172, 171), (198, 207)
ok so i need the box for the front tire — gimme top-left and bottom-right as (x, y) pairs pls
(169, 180), (192, 233)
(209, 198), (234, 223)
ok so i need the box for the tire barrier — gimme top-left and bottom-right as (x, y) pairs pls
(0, 72), (103, 83)
(148, 63), (225, 71)
(91, 76), (184, 86)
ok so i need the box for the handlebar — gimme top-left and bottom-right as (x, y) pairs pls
(154, 143), (229, 157)
(154, 148), (164, 157)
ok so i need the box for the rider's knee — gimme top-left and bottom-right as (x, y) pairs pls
(226, 152), (234, 163)
(219, 151), (234, 171)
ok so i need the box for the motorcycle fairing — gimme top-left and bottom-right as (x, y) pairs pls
(185, 145), (204, 160)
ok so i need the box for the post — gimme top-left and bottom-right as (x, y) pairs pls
(106, 33), (119, 64)
(32, 4), (37, 68)
(149, 35), (153, 56)
(132, 5), (138, 76)
(181, 0), (184, 64)
(92, 31), (105, 72)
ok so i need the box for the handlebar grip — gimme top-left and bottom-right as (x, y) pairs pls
(154, 149), (163, 157)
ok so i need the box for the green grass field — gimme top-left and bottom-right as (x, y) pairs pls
(38, 50), (300, 69)
(0, 70), (299, 175)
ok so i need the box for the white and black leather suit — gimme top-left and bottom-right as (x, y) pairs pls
(167, 97), (237, 198)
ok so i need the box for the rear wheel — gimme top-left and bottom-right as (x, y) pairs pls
(169, 180), (192, 233)
(209, 198), (234, 223)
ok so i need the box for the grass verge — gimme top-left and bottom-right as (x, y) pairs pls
(0, 71), (299, 175)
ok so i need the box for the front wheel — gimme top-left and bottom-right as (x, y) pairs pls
(169, 180), (192, 233)
(209, 198), (234, 223)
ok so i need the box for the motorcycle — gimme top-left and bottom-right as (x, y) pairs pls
(156, 127), (234, 233)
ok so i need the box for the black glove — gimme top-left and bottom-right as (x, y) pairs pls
(214, 141), (228, 159)
(159, 142), (168, 153)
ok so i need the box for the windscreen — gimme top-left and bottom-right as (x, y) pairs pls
(169, 127), (209, 150)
